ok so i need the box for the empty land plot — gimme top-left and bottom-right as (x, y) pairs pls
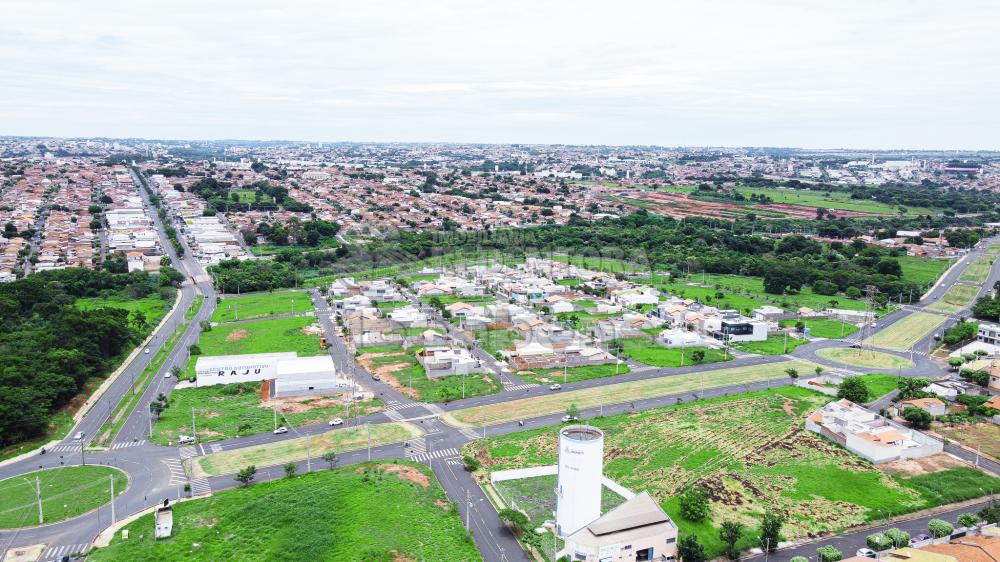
(864, 312), (947, 351)
(469, 387), (998, 558)
(618, 338), (731, 367)
(928, 284), (980, 313)
(442, 359), (815, 427)
(88, 462), (480, 562)
(959, 255), (996, 283)
(75, 294), (172, 329)
(779, 318), (859, 339)
(211, 291), (313, 323)
(654, 282), (768, 313)
(855, 373), (903, 399)
(732, 334), (809, 355)
(936, 423), (1000, 461)
(357, 348), (500, 402)
(0, 466), (127, 528)
(183, 316), (325, 376)
(694, 274), (869, 312)
(190, 422), (422, 478)
(518, 363), (632, 385)
(898, 256), (953, 287)
(815, 348), (915, 370)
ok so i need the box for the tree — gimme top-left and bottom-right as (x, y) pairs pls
(978, 502), (1000, 524)
(235, 465), (257, 486)
(785, 367), (799, 380)
(816, 545), (842, 562)
(284, 462), (298, 478)
(958, 513), (980, 528)
(837, 376), (870, 403)
(498, 508), (529, 536)
(462, 455), (481, 472)
(720, 520), (744, 559)
(691, 350), (706, 364)
(898, 377), (931, 399)
(885, 528), (910, 548)
(677, 535), (706, 562)
(866, 532), (892, 551)
(815, 366), (824, 376)
(902, 406), (933, 430)
(322, 451), (338, 469)
(759, 512), (784, 552)
(928, 519), (953, 538)
(679, 486), (710, 522)
(566, 403), (580, 419)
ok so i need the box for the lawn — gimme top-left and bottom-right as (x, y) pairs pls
(898, 255), (952, 287)
(665, 184), (933, 215)
(987, 243), (1000, 256)
(442, 359), (816, 427)
(228, 189), (275, 204)
(556, 277), (582, 286)
(184, 316), (325, 377)
(211, 291), (313, 323)
(190, 422), (422, 477)
(959, 254), (995, 284)
(865, 312), (947, 351)
(690, 273), (869, 312)
(936, 423), (1000, 461)
(855, 373), (903, 399)
(518, 362), (632, 385)
(779, 318), (858, 339)
(89, 462), (480, 562)
(358, 348), (501, 402)
(617, 338), (731, 368)
(469, 387), (998, 558)
(733, 334), (808, 355)
(0, 466), (126, 528)
(76, 294), (172, 330)
(151, 382), (384, 445)
(473, 328), (523, 356)
(815, 348), (915, 370)
(928, 284), (980, 313)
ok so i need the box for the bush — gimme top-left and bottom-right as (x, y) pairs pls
(461, 455), (481, 472)
(958, 513), (980, 528)
(866, 532), (893, 551)
(790, 558), (809, 562)
(679, 486), (711, 522)
(497, 508), (529, 536)
(837, 376), (870, 403)
(885, 528), (910, 548)
(816, 545), (842, 562)
(903, 406), (933, 430)
(928, 518), (954, 538)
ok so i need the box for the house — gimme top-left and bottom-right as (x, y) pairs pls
(657, 328), (714, 348)
(330, 277), (362, 298)
(711, 313), (768, 343)
(752, 305), (785, 321)
(924, 379), (984, 400)
(898, 397), (947, 417)
(806, 399), (943, 463)
(921, 532), (1000, 561)
(336, 294), (374, 313)
(416, 346), (483, 377)
(550, 299), (575, 314)
(445, 301), (485, 319)
(612, 286), (660, 308)
(387, 306), (429, 328)
(562, 491), (678, 562)
(363, 280), (402, 302)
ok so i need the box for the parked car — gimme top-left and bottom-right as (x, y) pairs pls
(372, 374), (381, 381)
(144, 348), (151, 354)
(856, 548), (877, 559)
(561, 415), (578, 423)
(164, 371), (171, 378)
(177, 435), (196, 445)
(273, 426), (288, 435)
(73, 431), (85, 440)
(329, 418), (344, 426)
(912, 533), (931, 544)
(549, 384), (562, 391)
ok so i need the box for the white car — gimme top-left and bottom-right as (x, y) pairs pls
(561, 415), (578, 423)
(855, 548), (876, 559)
(177, 435), (196, 445)
(273, 426), (288, 435)
(164, 371), (171, 378)
(549, 384), (562, 391)
(328, 418), (344, 426)
(144, 348), (151, 354)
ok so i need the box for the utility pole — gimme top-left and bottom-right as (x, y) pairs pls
(110, 475), (116, 526)
(366, 423), (371, 461)
(191, 408), (197, 441)
(465, 489), (471, 531)
(34, 477), (43, 525)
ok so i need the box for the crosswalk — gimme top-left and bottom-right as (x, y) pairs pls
(209, 443), (223, 453)
(503, 383), (538, 392)
(409, 447), (459, 463)
(41, 543), (89, 561)
(384, 401), (426, 421)
(404, 438), (427, 459)
(109, 439), (146, 450)
(163, 458), (187, 485)
(189, 478), (212, 495)
(446, 458), (463, 467)
(48, 443), (81, 453)
(178, 445), (199, 459)
(459, 427), (481, 440)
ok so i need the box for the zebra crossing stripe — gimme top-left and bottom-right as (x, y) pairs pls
(43, 543), (89, 560)
(110, 440), (146, 450)
(178, 445), (198, 459)
(459, 427), (480, 440)
(504, 383), (538, 392)
(411, 448), (459, 462)
(405, 438), (427, 458)
(189, 479), (212, 495)
(164, 459), (186, 484)
(209, 443), (223, 453)
(50, 444), (81, 453)
(385, 409), (406, 422)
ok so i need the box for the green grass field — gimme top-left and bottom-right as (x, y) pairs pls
(733, 334), (808, 355)
(663, 184), (933, 215)
(618, 338), (731, 367)
(420, 295), (495, 305)
(473, 328), (523, 356)
(780, 318), (858, 339)
(898, 256), (953, 287)
(865, 312), (947, 351)
(928, 284), (980, 313)
(551, 254), (644, 273)
(959, 255), (995, 283)
(815, 348), (915, 370)
(229, 189), (275, 204)
(151, 382), (383, 445)
(211, 291), (313, 323)
(359, 348), (500, 402)
(76, 294), (172, 329)
(89, 462), (480, 562)
(690, 274), (869, 312)
(652, 281), (768, 314)
(184, 316), (325, 377)
(518, 362), (632, 385)
(855, 373), (903, 399)
(0, 466), (126, 528)
(470, 387), (998, 558)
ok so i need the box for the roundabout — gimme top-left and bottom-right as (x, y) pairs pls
(0, 465), (127, 528)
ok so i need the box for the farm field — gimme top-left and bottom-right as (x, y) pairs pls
(815, 348), (915, 370)
(959, 254), (995, 284)
(151, 382), (383, 445)
(689, 273), (869, 312)
(75, 294), (172, 329)
(927, 284), (980, 313)
(443, 359), (815, 427)
(190, 422), (422, 478)
(183, 316), (325, 377)
(357, 348), (500, 402)
(469, 387), (999, 558)
(865, 312), (947, 351)
(935, 423), (1000, 461)
(733, 334), (808, 355)
(211, 290), (313, 323)
(89, 462), (480, 562)
(518, 363), (632, 385)
(898, 256), (953, 288)
(779, 318), (858, 339)
(0, 466), (126, 528)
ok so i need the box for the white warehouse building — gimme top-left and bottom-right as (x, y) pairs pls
(194, 352), (339, 396)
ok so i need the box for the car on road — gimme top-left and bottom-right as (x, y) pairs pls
(561, 415), (578, 423)
(273, 426), (288, 434)
(912, 533), (931, 544)
(372, 374), (381, 381)
(73, 431), (85, 440)
(549, 383), (562, 390)
(144, 348), (151, 354)
(856, 548), (877, 559)
(328, 418), (344, 426)
(164, 371), (171, 378)
(177, 435), (196, 445)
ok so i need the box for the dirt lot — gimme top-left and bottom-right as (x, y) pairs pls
(880, 454), (968, 477)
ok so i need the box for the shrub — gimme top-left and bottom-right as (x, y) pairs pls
(958, 513), (980, 528)
(461, 455), (481, 472)
(885, 528), (910, 548)
(790, 558), (809, 562)
(928, 519), (954, 538)
(837, 376), (870, 403)
(903, 406), (933, 430)
(679, 486), (711, 522)
(866, 532), (893, 551)
(816, 545), (842, 562)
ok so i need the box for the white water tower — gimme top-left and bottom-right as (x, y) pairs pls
(556, 425), (604, 536)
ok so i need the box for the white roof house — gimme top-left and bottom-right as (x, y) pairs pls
(806, 399), (942, 463)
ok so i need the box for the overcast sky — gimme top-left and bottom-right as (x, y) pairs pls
(1, 1), (997, 149)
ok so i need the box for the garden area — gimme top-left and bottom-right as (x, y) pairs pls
(0, 466), (127, 528)
(210, 290), (313, 323)
(89, 462), (480, 562)
(469, 387), (1000, 559)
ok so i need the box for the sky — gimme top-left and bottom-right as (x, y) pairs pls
(1, 1), (998, 149)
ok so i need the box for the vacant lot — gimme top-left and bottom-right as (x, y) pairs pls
(184, 316), (325, 376)
(211, 291), (313, 323)
(191, 422), (422, 477)
(898, 256), (952, 287)
(936, 423), (1000, 461)
(473, 328), (523, 357)
(443, 360), (815, 427)
(855, 373), (903, 399)
(89, 462), (480, 562)
(865, 312), (947, 351)
(959, 255), (995, 284)
(779, 318), (858, 339)
(0, 466), (126, 528)
(652, 282), (768, 315)
(733, 334), (808, 355)
(469, 387), (999, 558)
(928, 284), (980, 314)
(152, 382), (383, 444)
(358, 349), (499, 402)
(618, 338), (731, 368)
(693, 274), (869, 312)
(518, 363), (632, 385)
(815, 348), (915, 370)
(76, 294), (171, 329)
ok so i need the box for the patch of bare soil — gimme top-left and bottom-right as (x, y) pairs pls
(782, 400), (795, 416)
(880, 453), (966, 477)
(434, 499), (451, 511)
(225, 328), (250, 342)
(301, 324), (324, 335)
(204, 411), (220, 419)
(263, 394), (345, 414)
(391, 552), (416, 562)
(380, 464), (430, 488)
